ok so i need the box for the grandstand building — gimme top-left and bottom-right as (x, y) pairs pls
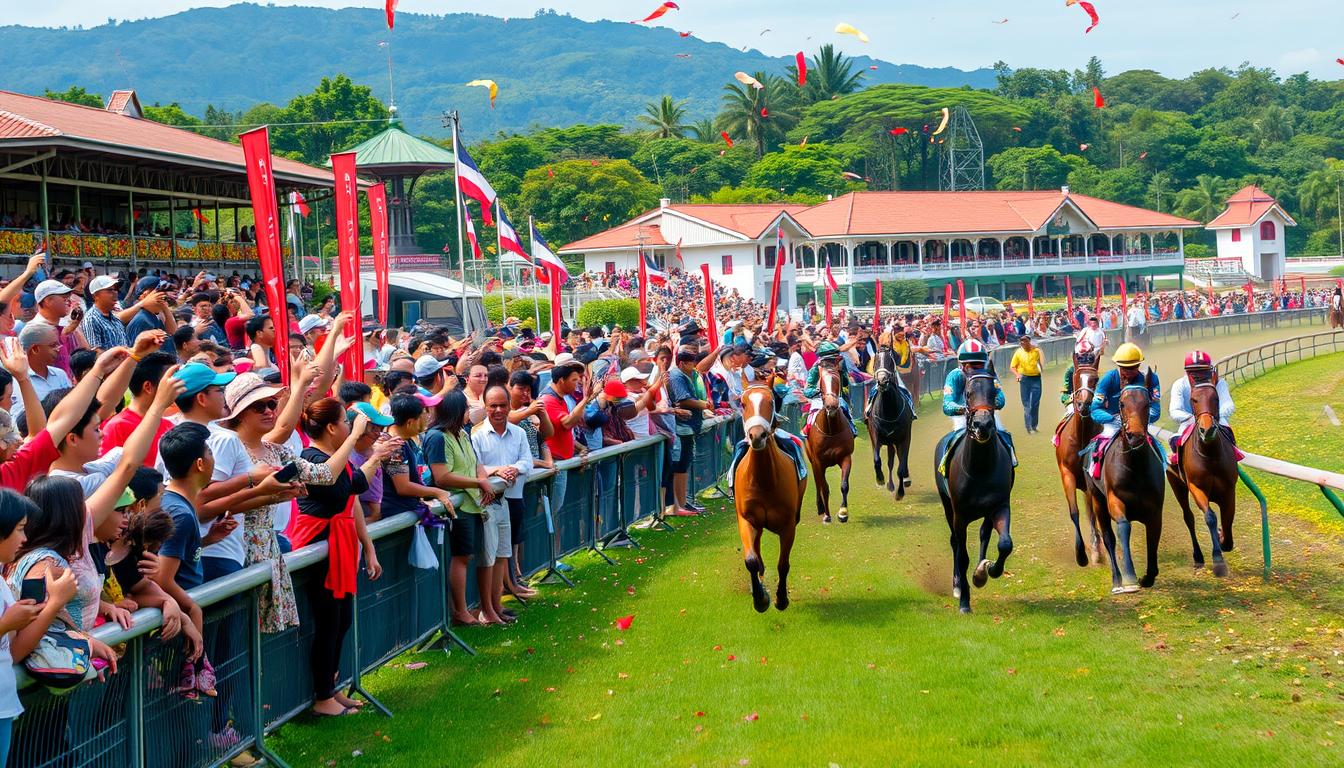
(559, 189), (1201, 310)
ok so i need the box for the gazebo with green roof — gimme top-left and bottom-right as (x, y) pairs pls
(338, 125), (455, 256)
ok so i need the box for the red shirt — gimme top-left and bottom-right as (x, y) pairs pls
(225, 316), (247, 349)
(542, 391), (575, 460)
(100, 407), (173, 465)
(0, 430), (59, 492)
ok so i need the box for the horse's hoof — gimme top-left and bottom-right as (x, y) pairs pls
(875, 482), (886, 490)
(1212, 561), (1229, 578)
(775, 594), (790, 611)
(838, 508), (848, 523)
(988, 561), (1005, 579)
(821, 514), (831, 524)
(1192, 558), (1205, 569)
(1140, 574), (1157, 588)
(1222, 539), (1235, 552)
(958, 605), (972, 614)
(903, 479), (912, 487)
(972, 560), (990, 588)
(1074, 545), (1089, 568)
(886, 483), (895, 493)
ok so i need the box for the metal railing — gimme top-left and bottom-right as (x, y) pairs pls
(0, 227), (275, 271)
(9, 417), (733, 768)
(1214, 331), (1344, 387)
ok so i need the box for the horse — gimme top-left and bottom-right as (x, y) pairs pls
(1054, 360), (1104, 566)
(733, 379), (807, 612)
(867, 347), (915, 499)
(934, 372), (1015, 613)
(1085, 372), (1164, 594)
(1167, 375), (1238, 577)
(902, 350), (925, 402)
(1329, 303), (1343, 330)
(805, 366), (855, 523)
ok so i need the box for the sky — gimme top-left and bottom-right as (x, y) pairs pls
(12, 1), (1344, 80)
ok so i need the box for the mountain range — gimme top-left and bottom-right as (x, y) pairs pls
(0, 4), (997, 137)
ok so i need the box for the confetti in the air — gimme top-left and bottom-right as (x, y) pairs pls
(932, 107), (950, 136)
(634, 2), (679, 24)
(835, 22), (869, 43)
(465, 79), (498, 108)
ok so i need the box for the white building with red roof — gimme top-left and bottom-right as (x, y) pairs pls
(1205, 185), (1296, 282)
(560, 188), (1200, 309)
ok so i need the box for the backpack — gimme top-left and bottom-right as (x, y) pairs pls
(10, 550), (93, 691)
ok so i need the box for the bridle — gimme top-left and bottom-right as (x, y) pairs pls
(870, 348), (907, 425)
(741, 382), (776, 443)
(1118, 383), (1151, 451)
(964, 372), (996, 443)
(1190, 379), (1220, 441)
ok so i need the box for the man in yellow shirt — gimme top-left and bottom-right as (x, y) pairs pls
(1009, 333), (1044, 433)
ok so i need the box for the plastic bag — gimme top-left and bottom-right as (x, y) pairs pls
(409, 523), (439, 570)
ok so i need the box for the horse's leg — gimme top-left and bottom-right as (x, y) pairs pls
(1084, 486), (1104, 565)
(897, 427), (912, 496)
(1110, 495), (1141, 593)
(1168, 469), (1205, 569)
(955, 520), (973, 613)
(939, 494), (965, 603)
(1060, 465), (1088, 568)
(837, 454), (852, 523)
(1192, 485), (1228, 578)
(775, 522), (795, 611)
(988, 506), (1014, 579)
(1219, 485), (1237, 552)
(869, 423), (885, 488)
(1141, 510), (1162, 589)
(884, 443), (896, 495)
(972, 516), (993, 588)
(1096, 494), (1124, 593)
(813, 459), (831, 523)
(737, 514), (770, 613)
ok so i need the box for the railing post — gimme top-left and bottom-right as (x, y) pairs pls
(1236, 467), (1271, 582)
(128, 634), (145, 767)
(248, 589), (291, 768)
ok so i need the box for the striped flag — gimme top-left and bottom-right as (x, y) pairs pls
(643, 251), (667, 287)
(529, 219), (569, 285)
(496, 203), (529, 262)
(455, 142), (497, 224)
(290, 191), (310, 218)
(464, 205), (482, 259)
(824, 256), (838, 325)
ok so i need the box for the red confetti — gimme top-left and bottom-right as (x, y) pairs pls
(1079, 143), (1090, 151)
(720, 132), (734, 147)
(713, 644), (722, 651)
(743, 712), (759, 722)
(1093, 86), (1105, 109)
(727, 654), (736, 661)
(1012, 126), (1022, 132)
(679, 31), (692, 37)
(1139, 151), (1149, 159)
(1077, 1), (1100, 34)
(869, 65), (879, 70)
(761, 108), (769, 118)
(547, 167), (554, 178)
(695, 710), (706, 717)
(888, 127), (908, 136)
(590, 159), (599, 166)
(1337, 58), (1344, 65)
(795, 52), (808, 87)
(634, 1), (679, 24)
(615, 615), (634, 631)
(626, 585), (636, 595)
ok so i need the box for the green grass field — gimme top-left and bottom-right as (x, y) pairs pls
(273, 327), (1344, 767)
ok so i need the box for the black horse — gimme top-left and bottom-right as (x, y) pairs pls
(868, 347), (915, 499)
(934, 372), (1015, 613)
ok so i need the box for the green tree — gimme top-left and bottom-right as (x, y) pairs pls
(143, 102), (202, 128)
(744, 145), (848, 196)
(474, 135), (547, 200)
(688, 119), (718, 143)
(787, 45), (864, 104)
(717, 72), (800, 159)
(43, 86), (103, 108)
(1299, 159), (1344, 256)
(986, 145), (1076, 190)
(638, 96), (689, 139)
(270, 75), (387, 164)
(690, 186), (823, 205)
(630, 138), (751, 200)
(1173, 175), (1231, 222)
(517, 159), (660, 247)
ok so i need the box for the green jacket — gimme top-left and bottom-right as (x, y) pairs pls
(804, 363), (850, 399)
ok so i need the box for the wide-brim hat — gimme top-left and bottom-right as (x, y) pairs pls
(222, 372), (283, 420)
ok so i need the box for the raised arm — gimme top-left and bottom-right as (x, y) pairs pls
(87, 366), (185, 528)
(0, 253), (45, 307)
(46, 347), (129, 445)
(96, 330), (167, 421)
(263, 361), (319, 445)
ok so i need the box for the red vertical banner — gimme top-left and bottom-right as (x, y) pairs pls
(699, 263), (718, 344)
(941, 284), (951, 345)
(1093, 276), (1103, 317)
(1025, 282), (1035, 315)
(824, 288), (833, 327)
(1244, 281), (1254, 311)
(239, 127), (291, 385)
(548, 269), (563, 344)
(1065, 275), (1075, 325)
(955, 279), (966, 330)
(368, 183), (390, 328)
(637, 249), (648, 332)
(765, 235), (786, 333)
(330, 152), (364, 382)
(1299, 276), (1306, 299)
(873, 280), (882, 333)
(1119, 275), (1127, 314)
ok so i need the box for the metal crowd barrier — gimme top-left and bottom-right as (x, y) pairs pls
(10, 417), (734, 768)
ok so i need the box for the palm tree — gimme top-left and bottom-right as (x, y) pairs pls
(1299, 159), (1344, 256)
(717, 72), (801, 158)
(1174, 174), (1230, 223)
(688, 118), (717, 143)
(785, 44), (865, 104)
(637, 96), (688, 139)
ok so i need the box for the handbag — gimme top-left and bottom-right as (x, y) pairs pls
(24, 613), (93, 690)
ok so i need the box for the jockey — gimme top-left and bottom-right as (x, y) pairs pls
(1087, 342), (1161, 455)
(1059, 339), (1101, 415)
(1167, 350), (1236, 461)
(938, 340), (1014, 471)
(803, 341), (858, 436)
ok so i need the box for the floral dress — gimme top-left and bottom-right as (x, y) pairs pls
(243, 440), (334, 633)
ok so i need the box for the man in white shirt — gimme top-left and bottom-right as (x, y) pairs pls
(471, 385), (535, 623)
(1125, 302), (1147, 343)
(13, 322), (71, 424)
(620, 366), (664, 438)
(1078, 316), (1108, 359)
(1167, 350), (1236, 464)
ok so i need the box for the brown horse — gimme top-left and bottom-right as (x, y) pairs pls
(1054, 361), (1103, 566)
(901, 351), (924, 402)
(806, 366), (855, 523)
(1330, 305), (1343, 330)
(734, 379), (807, 612)
(1168, 376), (1237, 577)
(1085, 373), (1165, 594)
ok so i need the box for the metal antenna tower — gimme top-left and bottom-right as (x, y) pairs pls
(939, 105), (985, 191)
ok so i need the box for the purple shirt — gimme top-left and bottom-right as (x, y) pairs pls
(351, 450), (383, 506)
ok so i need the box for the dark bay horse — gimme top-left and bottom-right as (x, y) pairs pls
(1168, 376), (1238, 577)
(1085, 373), (1164, 594)
(934, 373), (1015, 613)
(868, 347), (914, 499)
(806, 366), (855, 523)
(734, 379), (807, 612)
(1054, 361), (1103, 566)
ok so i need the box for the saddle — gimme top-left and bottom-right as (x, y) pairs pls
(1083, 433), (1167, 486)
(1167, 423), (1244, 471)
(728, 430), (808, 491)
(803, 401), (859, 437)
(937, 428), (1018, 478)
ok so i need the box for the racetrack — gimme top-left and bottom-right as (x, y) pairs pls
(274, 322), (1344, 767)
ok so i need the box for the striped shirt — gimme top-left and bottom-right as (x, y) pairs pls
(80, 308), (128, 351)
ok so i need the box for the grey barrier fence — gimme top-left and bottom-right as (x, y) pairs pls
(9, 417), (733, 768)
(1214, 330), (1344, 387)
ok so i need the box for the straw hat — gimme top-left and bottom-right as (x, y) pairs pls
(222, 372), (284, 420)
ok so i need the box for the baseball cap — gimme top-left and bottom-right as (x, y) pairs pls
(553, 352), (575, 367)
(413, 354), (450, 379)
(80, 261), (94, 270)
(298, 314), (328, 334)
(34, 280), (73, 304)
(603, 380), (629, 399)
(620, 366), (649, 383)
(113, 487), (138, 509)
(135, 275), (162, 295)
(173, 361), (236, 396)
(88, 275), (121, 293)
(347, 400), (394, 427)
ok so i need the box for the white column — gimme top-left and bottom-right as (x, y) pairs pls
(999, 237), (1007, 268)
(916, 240), (924, 272)
(1029, 236), (1036, 266)
(1177, 229), (1185, 259)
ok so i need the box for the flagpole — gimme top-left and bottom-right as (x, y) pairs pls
(496, 198), (507, 318)
(449, 111), (471, 335)
(287, 192), (301, 285)
(529, 216), (542, 329)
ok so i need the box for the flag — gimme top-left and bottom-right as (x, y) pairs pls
(1245, 281), (1254, 311)
(330, 151), (364, 382)
(496, 203), (529, 261)
(529, 220), (569, 284)
(1119, 275), (1127, 315)
(192, 208), (209, 225)
(643, 251), (667, 287)
(291, 191), (311, 218)
(485, 277), (499, 293)
(1094, 277), (1103, 317)
(455, 143), (496, 225)
(765, 225), (786, 332)
(1026, 282), (1035, 315)
(873, 280), (882, 333)
(675, 238), (684, 270)
(385, 0), (397, 29)
(464, 205), (482, 259)
(368, 183), (390, 327)
(548, 269), (563, 344)
(942, 284), (951, 345)
(824, 256), (838, 326)
(1299, 276), (1306, 297)
(239, 127), (291, 385)
(638, 247), (650, 331)
(699, 263), (718, 345)
(1065, 275), (1076, 326)
(956, 279), (967, 330)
